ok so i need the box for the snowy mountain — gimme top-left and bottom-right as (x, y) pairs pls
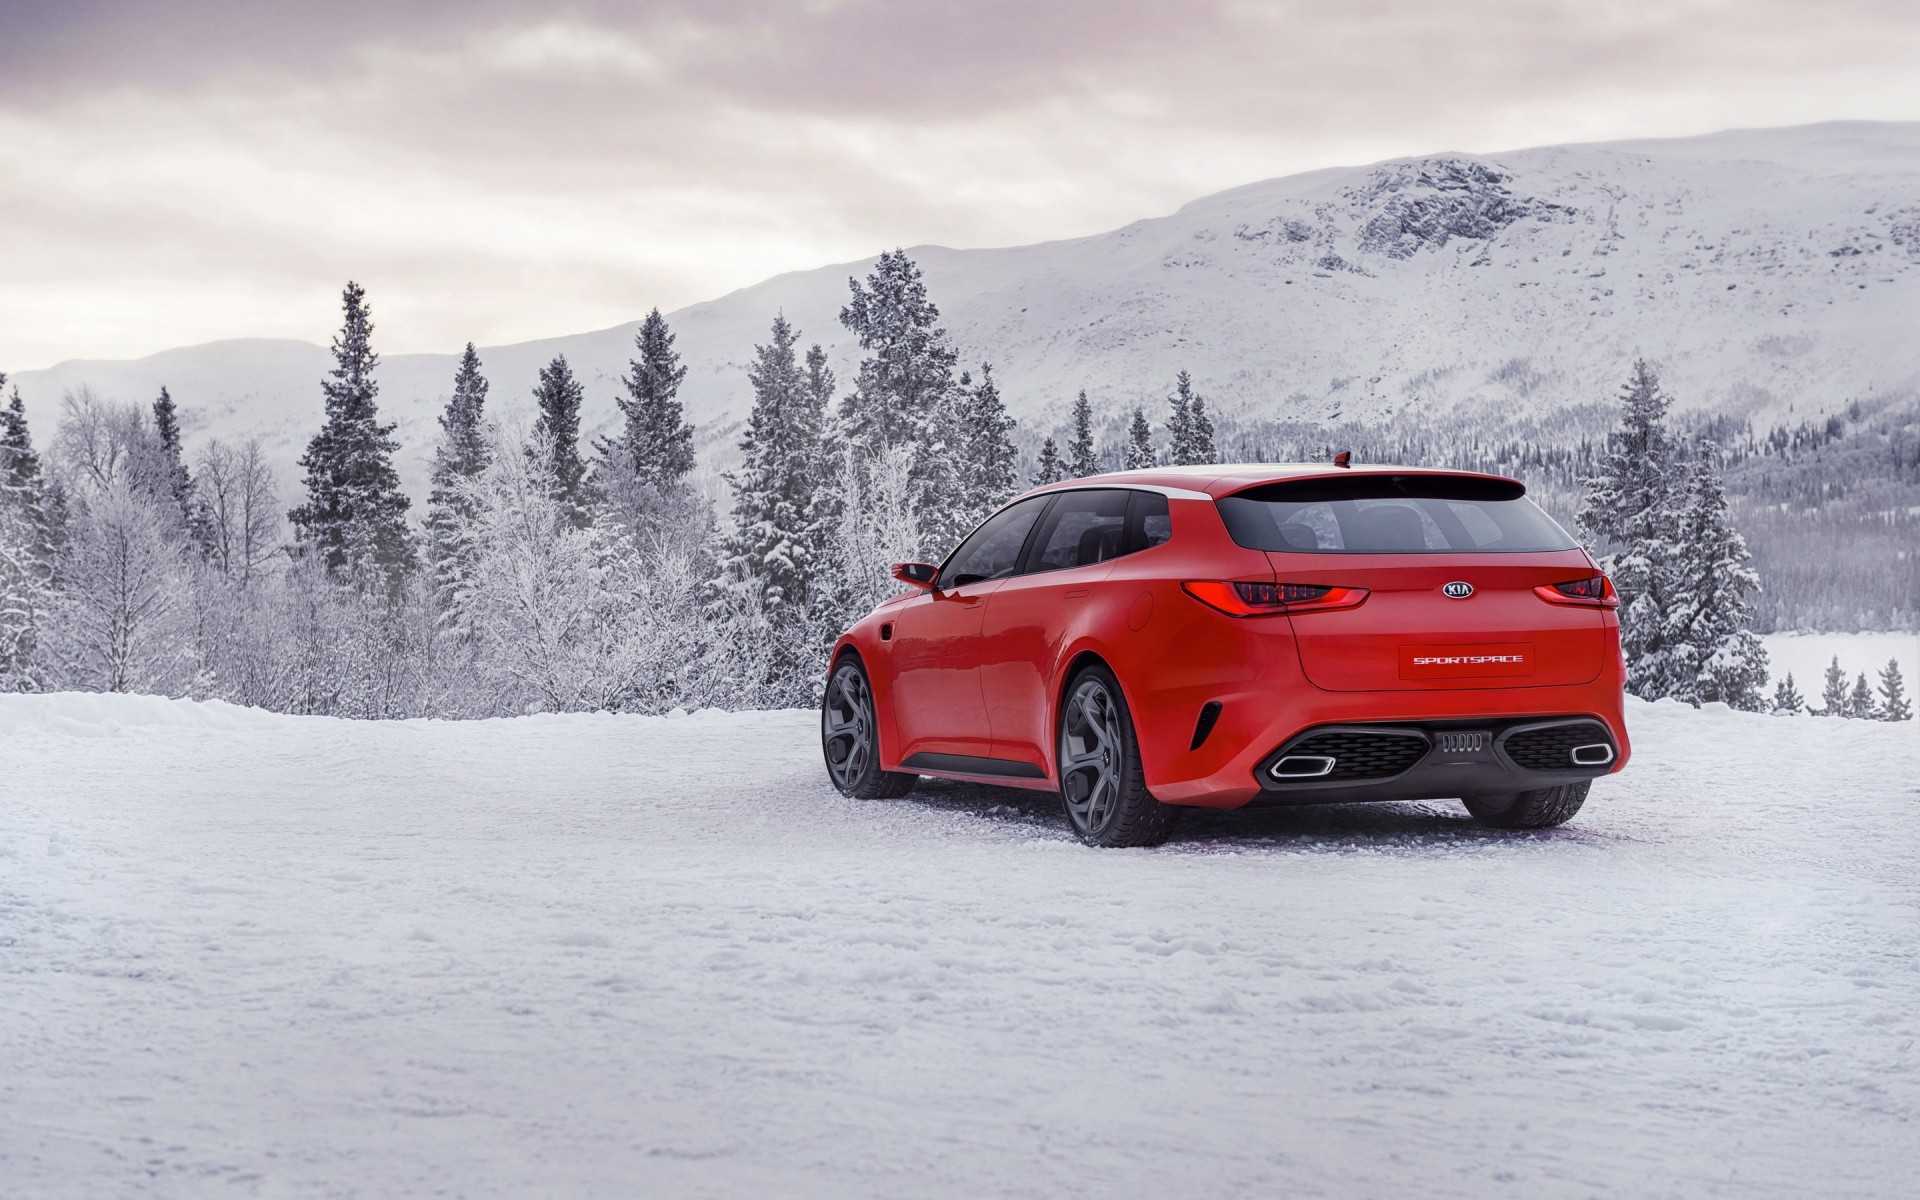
(11, 121), (1919, 495)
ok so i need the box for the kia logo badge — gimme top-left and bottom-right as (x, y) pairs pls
(1442, 581), (1474, 599)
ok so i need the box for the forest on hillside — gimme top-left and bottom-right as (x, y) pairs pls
(3, 250), (1914, 721)
(1102, 392), (1920, 634)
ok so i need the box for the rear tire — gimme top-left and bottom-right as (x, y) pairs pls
(822, 657), (916, 800)
(1462, 781), (1590, 829)
(1057, 664), (1179, 847)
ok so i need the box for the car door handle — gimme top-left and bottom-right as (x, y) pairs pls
(1063, 588), (1091, 599)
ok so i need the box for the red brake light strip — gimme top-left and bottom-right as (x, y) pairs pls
(1534, 576), (1620, 609)
(1182, 581), (1370, 617)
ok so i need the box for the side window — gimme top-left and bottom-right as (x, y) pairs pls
(938, 497), (1047, 588)
(1023, 490), (1131, 574)
(1126, 490), (1172, 553)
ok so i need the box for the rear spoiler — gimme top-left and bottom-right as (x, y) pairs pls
(1218, 472), (1527, 504)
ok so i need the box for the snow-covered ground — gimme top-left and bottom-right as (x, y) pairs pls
(2, 693), (1915, 1199)
(1762, 630), (1920, 697)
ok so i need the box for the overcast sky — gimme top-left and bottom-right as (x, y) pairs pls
(2, 0), (1917, 369)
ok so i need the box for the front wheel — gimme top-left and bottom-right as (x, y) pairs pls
(1462, 781), (1590, 829)
(1057, 665), (1178, 847)
(822, 658), (916, 800)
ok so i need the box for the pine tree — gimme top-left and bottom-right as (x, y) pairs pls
(1664, 440), (1768, 709)
(150, 387), (196, 526)
(424, 344), (493, 612)
(1770, 672), (1804, 715)
(1166, 373), (1194, 465)
(1847, 672), (1878, 719)
(1817, 655), (1849, 716)
(837, 249), (971, 555)
(837, 249), (958, 455)
(530, 354), (588, 526)
(0, 376), (52, 690)
(1578, 359), (1686, 700)
(1, 381), (44, 501)
(800, 341), (840, 524)
(599, 308), (694, 490)
(1124, 408), (1155, 470)
(1067, 390), (1099, 478)
(1877, 658), (1912, 722)
(1190, 391), (1217, 465)
(719, 314), (825, 612)
(958, 363), (1019, 523)
(803, 342), (836, 418)
(288, 281), (416, 590)
(1032, 437), (1066, 486)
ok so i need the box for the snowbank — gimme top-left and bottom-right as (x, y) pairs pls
(0, 690), (297, 737)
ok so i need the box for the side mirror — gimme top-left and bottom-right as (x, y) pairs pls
(891, 562), (939, 591)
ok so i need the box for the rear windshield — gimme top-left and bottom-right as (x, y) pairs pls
(1216, 474), (1577, 554)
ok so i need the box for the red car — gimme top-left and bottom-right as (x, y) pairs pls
(821, 464), (1630, 846)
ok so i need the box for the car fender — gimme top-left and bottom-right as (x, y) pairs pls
(828, 619), (909, 774)
(1044, 628), (1141, 785)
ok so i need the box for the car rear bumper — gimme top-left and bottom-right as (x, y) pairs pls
(1140, 681), (1630, 809)
(1246, 716), (1618, 807)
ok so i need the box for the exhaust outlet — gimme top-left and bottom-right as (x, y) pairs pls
(1570, 743), (1614, 766)
(1270, 754), (1337, 780)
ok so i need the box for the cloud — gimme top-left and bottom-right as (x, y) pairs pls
(1, 0), (1917, 367)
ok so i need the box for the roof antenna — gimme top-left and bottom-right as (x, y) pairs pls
(1333, 450), (1352, 469)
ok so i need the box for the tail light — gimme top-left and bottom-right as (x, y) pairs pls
(1535, 576), (1619, 608)
(1182, 581), (1370, 617)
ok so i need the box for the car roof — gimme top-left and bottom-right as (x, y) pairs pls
(1018, 463), (1526, 501)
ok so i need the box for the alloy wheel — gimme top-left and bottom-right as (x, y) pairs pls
(823, 664), (876, 792)
(1060, 678), (1126, 834)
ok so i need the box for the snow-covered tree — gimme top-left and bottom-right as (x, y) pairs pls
(815, 442), (922, 637)
(1124, 408), (1155, 470)
(958, 363), (1019, 524)
(1578, 360), (1687, 700)
(1166, 374), (1193, 465)
(1664, 441), (1768, 710)
(44, 477), (191, 694)
(1166, 371), (1220, 466)
(529, 354), (588, 526)
(1878, 658), (1912, 722)
(803, 342), (836, 426)
(0, 376), (52, 690)
(423, 344), (493, 614)
(718, 314), (827, 613)
(713, 315), (833, 705)
(195, 437), (281, 587)
(836, 249), (975, 557)
(1769, 672), (1804, 715)
(1032, 437), (1066, 486)
(1190, 391), (1217, 465)
(54, 386), (173, 501)
(837, 250), (957, 455)
(1817, 655), (1849, 716)
(288, 282), (415, 590)
(149, 386), (200, 536)
(1847, 671), (1877, 719)
(1067, 390), (1099, 478)
(457, 426), (609, 711)
(459, 423), (724, 714)
(599, 308), (694, 492)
